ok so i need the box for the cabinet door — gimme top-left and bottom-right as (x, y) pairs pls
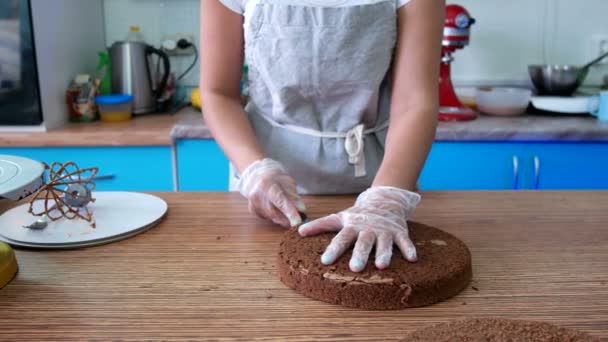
(0, 146), (174, 191)
(419, 142), (527, 190)
(176, 140), (229, 191)
(526, 143), (608, 190)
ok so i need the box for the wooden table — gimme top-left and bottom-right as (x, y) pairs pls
(1, 192), (607, 341)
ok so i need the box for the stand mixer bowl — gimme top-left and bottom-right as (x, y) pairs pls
(528, 65), (589, 96)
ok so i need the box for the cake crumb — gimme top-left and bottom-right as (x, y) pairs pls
(472, 286), (479, 291)
(266, 294), (273, 299)
(461, 302), (467, 305)
(216, 236), (221, 240)
(244, 261), (248, 264)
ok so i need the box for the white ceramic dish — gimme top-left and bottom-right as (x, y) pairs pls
(475, 87), (532, 116)
(0, 192), (167, 249)
(530, 96), (594, 114)
(0, 217), (164, 249)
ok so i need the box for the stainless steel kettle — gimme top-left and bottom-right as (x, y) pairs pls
(109, 41), (170, 114)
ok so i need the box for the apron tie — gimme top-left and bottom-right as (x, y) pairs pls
(250, 106), (388, 178)
(344, 124), (367, 177)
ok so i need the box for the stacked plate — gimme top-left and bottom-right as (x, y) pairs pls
(0, 192), (167, 249)
(530, 96), (595, 114)
(0, 155), (45, 201)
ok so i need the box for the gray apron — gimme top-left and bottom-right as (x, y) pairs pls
(230, 0), (397, 195)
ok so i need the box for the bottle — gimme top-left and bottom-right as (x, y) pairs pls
(96, 51), (112, 95)
(125, 26), (145, 43)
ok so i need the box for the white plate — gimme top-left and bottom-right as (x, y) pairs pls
(530, 96), (594, 114)
(0, 217), (164, 249)
(0, 192), (167, 249)
(0, 155), (45, 201)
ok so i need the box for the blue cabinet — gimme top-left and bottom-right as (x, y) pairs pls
(527, 143), (608, 190)
(420, 142), (608, 190)
(176, 140), (229, 191)
(173, 139), (608, 192)
(0, 146), (174, 191)
(420, 142), (526, 190)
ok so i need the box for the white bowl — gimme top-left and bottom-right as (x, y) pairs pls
(475, 87), (532, 116)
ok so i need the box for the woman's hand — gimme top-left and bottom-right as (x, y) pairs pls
(238, 159), (307, 228)
(298, 186), (420, 272)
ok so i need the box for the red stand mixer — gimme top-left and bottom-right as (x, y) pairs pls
(439, 4), (477, 121)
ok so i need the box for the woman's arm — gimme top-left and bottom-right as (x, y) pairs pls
(199, 1), (304, 227)
(373, 0), (445, 190)
(199, 0), (265, 172)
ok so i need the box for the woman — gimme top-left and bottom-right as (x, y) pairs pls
(200, 0), (444, 272)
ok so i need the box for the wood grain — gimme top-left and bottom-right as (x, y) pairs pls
(0, 114), (182, 147)
(1, 191), (607, 341)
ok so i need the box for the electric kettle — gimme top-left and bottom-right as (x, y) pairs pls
(110, 41), (170, 114)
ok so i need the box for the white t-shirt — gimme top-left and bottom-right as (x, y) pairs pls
(219, 0), (411, 15)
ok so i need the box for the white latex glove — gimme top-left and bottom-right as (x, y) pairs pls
(298, 186), (421, 272)
(238, 158), (306, 228)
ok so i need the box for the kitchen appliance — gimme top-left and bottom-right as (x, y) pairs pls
(110, 41), (171, 115)
(0, 0), (105, 130)
(439, 4), (477, 121)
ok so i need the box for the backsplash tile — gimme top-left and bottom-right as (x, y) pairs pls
(104, 0), (608, 88)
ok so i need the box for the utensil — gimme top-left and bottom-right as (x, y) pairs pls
(109, 41), (170, 114)
(23, 202), (59, 230)
(580, 50), (608, 71)
(475, 87), (531, 116)
(528, 51), (608, 96)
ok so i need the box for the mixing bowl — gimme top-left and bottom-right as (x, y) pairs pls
(475, 87), (532, 116)
(528, 65), (589, 96)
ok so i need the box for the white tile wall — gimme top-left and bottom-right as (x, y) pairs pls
(104, 0), (608, 87)
(453, 0), (608, 86)
(104, 0), (201, 87)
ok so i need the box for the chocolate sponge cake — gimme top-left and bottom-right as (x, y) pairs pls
(277, 221), (472, 310)
(403, 318), (599, 341)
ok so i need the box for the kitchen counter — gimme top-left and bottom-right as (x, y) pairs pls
(1, 191), (606, 340)
(171, 110), (608, 141)
(0, 113), (183, 147)
(3, 108), (607, 148)
(437, 114), (608, 141)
